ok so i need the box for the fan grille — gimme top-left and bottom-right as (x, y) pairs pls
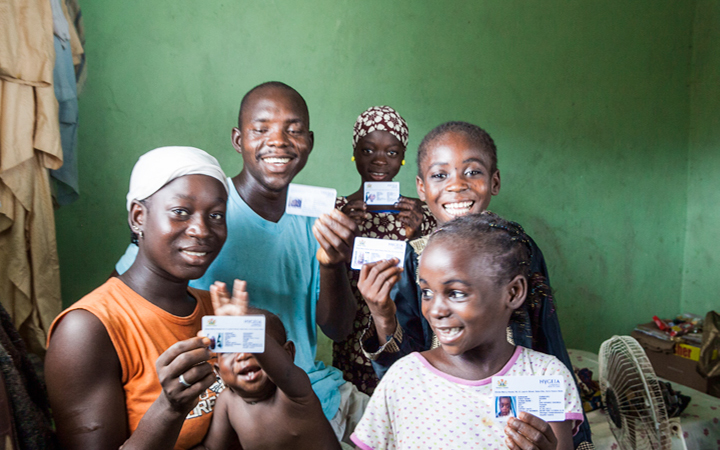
(598, 336), (671, 450)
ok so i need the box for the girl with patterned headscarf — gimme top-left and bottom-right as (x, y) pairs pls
(332, 106), (437, 395)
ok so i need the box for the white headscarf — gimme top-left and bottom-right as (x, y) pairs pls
(126, 146), (229, 211)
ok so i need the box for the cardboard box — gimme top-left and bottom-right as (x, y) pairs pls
(675, 342), (701, 361)
(631, 325), (718, 396)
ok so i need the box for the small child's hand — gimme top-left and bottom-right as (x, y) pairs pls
(210, 279), (249, 316)
(504, 412), (557, 450)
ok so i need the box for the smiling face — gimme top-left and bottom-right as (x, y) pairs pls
(233, 86), (313, 192)
(132, 175), (227, 282)
(353, 130), (406, 183)
(418, 238), (515, 357)
(416, 132), (500, 225)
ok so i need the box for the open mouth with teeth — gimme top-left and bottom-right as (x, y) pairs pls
(368, 171), (389, 180)
(237, 364), (263, 382)
(262, 156), (292, 165)
(442, 201), (475, 217)
(434, 326), (464, 344)
(182, 250), (208, 257)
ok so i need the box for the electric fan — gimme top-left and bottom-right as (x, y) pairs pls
(598, 335), (678, 450)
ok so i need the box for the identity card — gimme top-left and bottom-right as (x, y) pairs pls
(350, 237), (406, 270)
(286, 183), (337, 218)
(202, 315), (266, 353)
(491, 376), (566, 422)
(364, 182), (400, 206)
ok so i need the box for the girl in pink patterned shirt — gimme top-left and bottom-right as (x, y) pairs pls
(352, 213), (583, 450)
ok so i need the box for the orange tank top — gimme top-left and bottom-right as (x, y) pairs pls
(48, 277), (222, 450)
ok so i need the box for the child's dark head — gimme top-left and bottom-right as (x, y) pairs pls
(232, 81), (313, 192)
(418, 212), (534, 356)
(415, 122), (500, 225)
(215, 307), (294, 402)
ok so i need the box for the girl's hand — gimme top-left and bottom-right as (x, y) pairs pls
(504, 412), (558, 450)
(209, 280), (249, 316)
(341, 198), (369, 225)
(155, 337), (215, 416)
(313, 210), (358, 266)
(395, 197), (425, 239)
(358, 259), (403, 342)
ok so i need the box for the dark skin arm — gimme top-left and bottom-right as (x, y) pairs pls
(45, 311), (215, 450)
(504, 412), (574, 450)
(312, 209), (358, 342)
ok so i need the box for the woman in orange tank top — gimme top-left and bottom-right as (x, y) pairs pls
(45, 147), (239, 450)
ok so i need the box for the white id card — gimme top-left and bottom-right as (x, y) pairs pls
(202, 315), (266, 353)
(285, 183), (337, 217)
(350, 237), (406, 270)
(364, 182), (400, 206)
(492, 376), (566, 422)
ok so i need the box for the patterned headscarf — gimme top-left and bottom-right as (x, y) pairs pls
(352, 106), (409, 148)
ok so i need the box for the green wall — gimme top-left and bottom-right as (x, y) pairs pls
(682, 0), (720, 315)
(55, 1), (701, 354)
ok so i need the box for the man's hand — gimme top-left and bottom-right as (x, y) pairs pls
(313, 209), (358, 266)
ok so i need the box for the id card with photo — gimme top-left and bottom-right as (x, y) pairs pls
(364, 181), (400, 206)
(492, 376), (566, 422)
(202, 315), (266, 353)
(286, 184), (337, 218)
(350, 237), (406, 270)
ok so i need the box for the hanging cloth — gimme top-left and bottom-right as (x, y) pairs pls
(0, 0), (64, 356)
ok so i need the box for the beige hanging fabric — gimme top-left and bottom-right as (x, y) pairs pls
(0, 0), (64, 355)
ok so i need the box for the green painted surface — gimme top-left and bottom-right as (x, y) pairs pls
(682, 0), (720, 316)
(55, 1), (700, 355)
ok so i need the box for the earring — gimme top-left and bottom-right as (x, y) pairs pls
(139, 230), (144, 239)
(351, 156), (355, 162)
(132, 225), (144, 239)
(401, 159), (405, 166)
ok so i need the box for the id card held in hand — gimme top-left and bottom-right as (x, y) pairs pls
(492, 376), (567, 422)
(350, 237), (406, 270)
(285, 183), (337, 218)
(364, 181), (400, 206)
(202, 315), (265, 353)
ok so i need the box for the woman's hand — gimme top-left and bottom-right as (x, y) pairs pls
(504, 412), (559, 450)
(341, 198), (369, 226)
(358, 259), (403, 343)
(313, 209), (358, 266)
(395, 197), (426, 239)
(155, 337), (216, 416)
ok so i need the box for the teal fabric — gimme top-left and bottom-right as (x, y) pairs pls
(51, 36), (79, 205)
(115, 179), (343, 419)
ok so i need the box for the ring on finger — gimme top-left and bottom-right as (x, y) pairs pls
(178, 374), (192, 388)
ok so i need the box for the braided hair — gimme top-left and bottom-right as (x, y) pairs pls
(426, 212), (552, 320)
